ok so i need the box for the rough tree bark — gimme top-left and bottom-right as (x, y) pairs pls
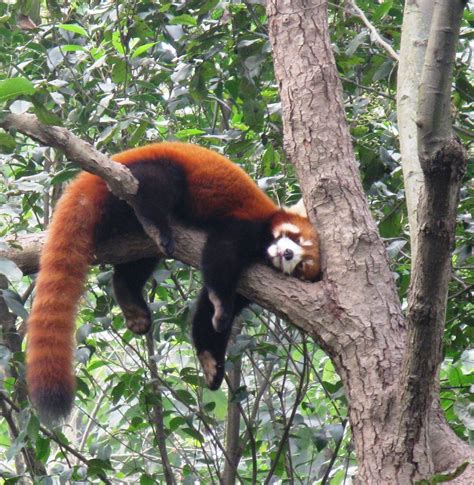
(267, 0), (472, 483)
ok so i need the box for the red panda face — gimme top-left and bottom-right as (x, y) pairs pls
(267, 212), (320, 282)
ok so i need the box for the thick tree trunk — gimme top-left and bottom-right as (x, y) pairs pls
(267, 0), (472, 482)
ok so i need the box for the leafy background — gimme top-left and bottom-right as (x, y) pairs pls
(0, 0), (472, 483)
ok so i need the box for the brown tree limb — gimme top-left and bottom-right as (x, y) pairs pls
(0, 227), (332, 343)
(416, 0), (466, 160)
(1, 113), (170, 255)
(222, 319), (244, 485)
(145, 332), (176, 485)
(0, 113), (138, 199)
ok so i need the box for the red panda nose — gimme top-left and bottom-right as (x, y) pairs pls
(283, 248), (294, 261)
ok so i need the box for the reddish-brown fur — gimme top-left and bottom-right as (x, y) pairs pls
(112, 143), (278, 221)
(26, 172), (108, 420)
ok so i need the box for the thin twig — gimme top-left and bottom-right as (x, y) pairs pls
(346, 0), (399, 61)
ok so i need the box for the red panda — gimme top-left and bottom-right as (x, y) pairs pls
(26, 142), (320, 423)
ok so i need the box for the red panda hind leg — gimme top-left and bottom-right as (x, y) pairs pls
(113, 258), (159, 334)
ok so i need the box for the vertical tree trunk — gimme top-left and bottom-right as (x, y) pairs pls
(397, 0), (434, 261)
(267, 0), (473, 482)
(398, 0), (468, 478)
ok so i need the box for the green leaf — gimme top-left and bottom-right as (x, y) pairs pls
(1, 289), (28, 319)
(111, 381), (126, 404)
(97, 444), (112, 461)
(111, 59), (127, 84)
(58, 23), (88, 37)
(35, 436), (51, 462)
(26, 414), (40, 441)
(379, 209), (402, 238)
(170, 14), (197, 26)
(33, 103), (63, 126)
(0, 132), (16, 153)
(0, 258), (23, 282)
(0, 78), (35, 102)
(373, 0), (393, 21)
(182, 427), (204, 443)
(131, 42), (156, 59)
(174, 128), (205, 139)
(140, 475), (156, 485)
(129, 121), (149, 147)
(50, 168), (79, 185)
(87, 458), (113, 477)
(60, 44), (86, 52)
(112, 31), (125, 55)
(175, 389), (196, 406)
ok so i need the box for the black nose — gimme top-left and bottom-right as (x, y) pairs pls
(283, 248), (294, 261)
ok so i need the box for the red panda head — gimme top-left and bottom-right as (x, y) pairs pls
(267, 201), (320, 282)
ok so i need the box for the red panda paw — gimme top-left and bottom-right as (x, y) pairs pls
(122, 306), (151, 335)
(197, 351), (225, 390)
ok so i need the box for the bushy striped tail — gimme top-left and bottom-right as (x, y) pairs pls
(26, 174), (106, 424)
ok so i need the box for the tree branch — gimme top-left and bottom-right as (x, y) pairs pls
(0, 113), (138, 199)
(1, 113), (171, 255)
(222, 319), (244, 485)
(346, 0), (400, 61)
(417, 0), (466, 160)
(1, 226), (333, 348)
(267, 0), (473, 481)
(145, 332), (176, 485)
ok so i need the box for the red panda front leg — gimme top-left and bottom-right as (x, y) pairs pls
(128, 160), (186, 257)
(113, 257), (159, 334)
(192, 289), (249, 390)
(200, 230), (248, 333)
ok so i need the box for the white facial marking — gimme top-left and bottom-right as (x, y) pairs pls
(280, 223), (301, 234)
(267, 236), (304, 275)
(267, 244), (278, 258)
(300, 239), (314, 247)
(272, 222), (301, 238)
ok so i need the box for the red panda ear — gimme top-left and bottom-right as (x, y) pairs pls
(285, 198), (307, 218)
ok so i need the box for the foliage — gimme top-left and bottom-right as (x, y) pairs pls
(0, 0), (472, 483)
